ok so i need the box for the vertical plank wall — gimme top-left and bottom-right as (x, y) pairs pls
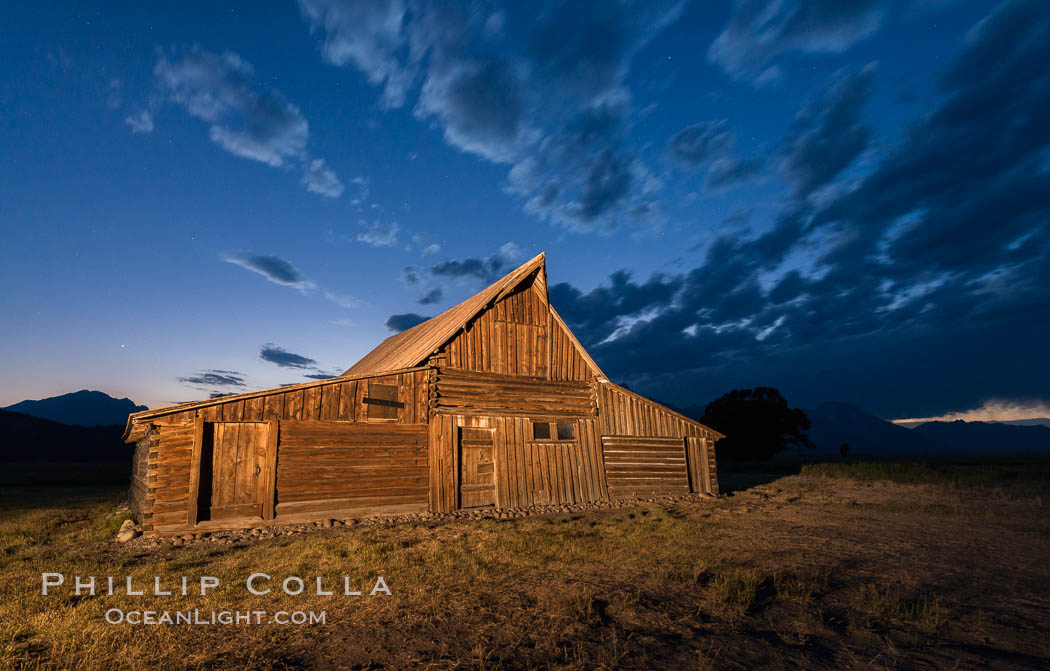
(441, 281), (595, 382)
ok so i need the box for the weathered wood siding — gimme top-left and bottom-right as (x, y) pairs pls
(428, 367), (596, 418)
(597, 382), (719, 495)
(548, 311), (593, 382)
(147, 422), (195, 533)
(492, 416), (607, 507)
(602, 435), (690, 498)
(129, 430), (153, 522)
(274, 421), (428, 519)
(444, 284), (550, 377)
(149, 370), (428, 427)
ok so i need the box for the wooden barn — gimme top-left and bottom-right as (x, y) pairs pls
(123, 253), (722, 536)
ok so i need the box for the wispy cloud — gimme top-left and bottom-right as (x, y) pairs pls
(223, 252), (316, 291)
(151, 46), (343, 198)
(177, 370), (247, 387)
(124, 109), (154, 134)
(357, 220), (400, 247)
(323, 290), (362, 308)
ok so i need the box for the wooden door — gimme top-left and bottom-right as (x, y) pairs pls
(459, 427), (495, 508)
(204, 422), (270, 521)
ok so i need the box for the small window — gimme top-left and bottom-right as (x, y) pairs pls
(556, 422), (575, 440)
(532, 421), (551, 440)
(365, 382), (401, 420)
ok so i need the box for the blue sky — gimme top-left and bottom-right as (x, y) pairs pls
(2, 0), (1048, 421)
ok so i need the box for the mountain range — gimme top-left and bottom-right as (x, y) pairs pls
(3, 389), (146, 427)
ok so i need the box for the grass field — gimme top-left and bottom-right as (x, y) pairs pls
(1, 461), (1048, 670)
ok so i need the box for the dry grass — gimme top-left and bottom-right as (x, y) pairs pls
(1, 462), (1049, 670)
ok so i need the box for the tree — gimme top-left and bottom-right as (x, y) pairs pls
(701, 387), (814, 461)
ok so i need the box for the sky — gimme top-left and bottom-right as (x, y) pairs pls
(1, 0), (1048, 421)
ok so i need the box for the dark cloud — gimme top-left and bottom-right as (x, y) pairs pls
(574, 149), (634, 222)
(209, 392), (235, 399)
(667, 118), (763, 191)
(430, 242), (522, 283)
(780, 63), (876, 196)
(705, 156), (764, 191)
(178, 370), (247, 387)
(418, 58), (524, 162)
(418, 287), (443, 305)
(153, 47), (342, 197)
(303, 371), (340, 380)
(223, 253), (315, 291)
(668, 121), (734, 166)
(811, 0), (1050, 279)
(401, 266), (420, 286)
(259, 344), (318, 369)
(298, 1), (683, 233)
(709, 0), (885, 85)
(386, 313), (431, 332)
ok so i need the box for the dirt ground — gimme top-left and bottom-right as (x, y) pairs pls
(2, 464), (1048, 670)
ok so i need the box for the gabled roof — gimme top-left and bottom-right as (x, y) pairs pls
(345, 252), (604, 377)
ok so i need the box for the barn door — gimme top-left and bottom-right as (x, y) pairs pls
(199, 421), (271, 521)
(459, 427), (495, 508)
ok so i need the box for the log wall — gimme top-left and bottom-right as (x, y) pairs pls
(274, 421), (428, 519)
(597, 382), (719, 495)
(428, 367), (596, 418)
(146, 422), (196, 533)
(602, 435), (691, 498)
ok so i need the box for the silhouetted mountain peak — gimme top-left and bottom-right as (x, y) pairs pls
(3, 390), (147, 427)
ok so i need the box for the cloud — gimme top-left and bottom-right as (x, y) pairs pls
(301, 158), (345, 197)
(357, 220), (400, 247)
(124, 110), (154, 134)
(259, 344), (318, 369)
(385, 313), (431, 332)
(780, 63), (876, 196)
(297, 0), (685, 233)
(178, 370), (247, 387)
(668, 121), (734, 166)
(430, 242), (522, 283)
(298, 0), (413, 108)
(709, 0), (886, 84)
(153, 46), (340, 197)
(705, 156), (764, 191)
(667, 118), (763, 191)
(417, 58), (524, 163)
(421, 243), (441, 257)
(323, 290), (361, 308)
(891, 399), (1050, 424)
(574, 149), (634, 222)
(303, 371), (341, 380)
(418, 287), (443, 305)
(223, 252), (316, 291)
